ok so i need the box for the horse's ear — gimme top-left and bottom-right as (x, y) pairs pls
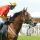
(26, 8), (27, 11)
(22, 7), (26, 14)
(23, 7), (25, 10)
(22, 7), (24, 10)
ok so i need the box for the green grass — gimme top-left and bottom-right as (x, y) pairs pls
(17, 34), (40, 40)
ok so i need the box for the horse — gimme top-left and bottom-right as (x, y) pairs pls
(2, 8), (32, 40)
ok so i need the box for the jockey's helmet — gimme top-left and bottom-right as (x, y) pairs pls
(10, 2), (16, 9)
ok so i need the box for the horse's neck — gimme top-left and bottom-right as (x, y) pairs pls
(8, 13), (23, 34)
(14, 21), (22, 34)
(9, 18), (23, 34)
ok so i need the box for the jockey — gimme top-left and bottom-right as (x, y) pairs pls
(0, 2), (16, 28)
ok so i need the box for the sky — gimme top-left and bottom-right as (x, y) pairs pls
(0, 0), (40, 17)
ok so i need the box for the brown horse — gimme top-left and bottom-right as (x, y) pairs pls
(3, 8), (31, 40)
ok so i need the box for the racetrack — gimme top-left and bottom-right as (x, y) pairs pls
(17, 34), (40, 40)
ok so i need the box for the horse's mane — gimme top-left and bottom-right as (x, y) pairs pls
(13, 11), (22, 19)
(9, 11), (22, 21)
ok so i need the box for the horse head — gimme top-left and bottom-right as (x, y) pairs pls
(21, 8), (32, 23)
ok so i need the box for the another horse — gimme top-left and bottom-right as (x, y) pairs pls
(3, 8), (32, 40)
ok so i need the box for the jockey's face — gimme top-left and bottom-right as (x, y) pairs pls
(10, 5), (16, 10)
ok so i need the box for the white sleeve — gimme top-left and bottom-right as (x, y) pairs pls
(7, 10), (15, 17)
